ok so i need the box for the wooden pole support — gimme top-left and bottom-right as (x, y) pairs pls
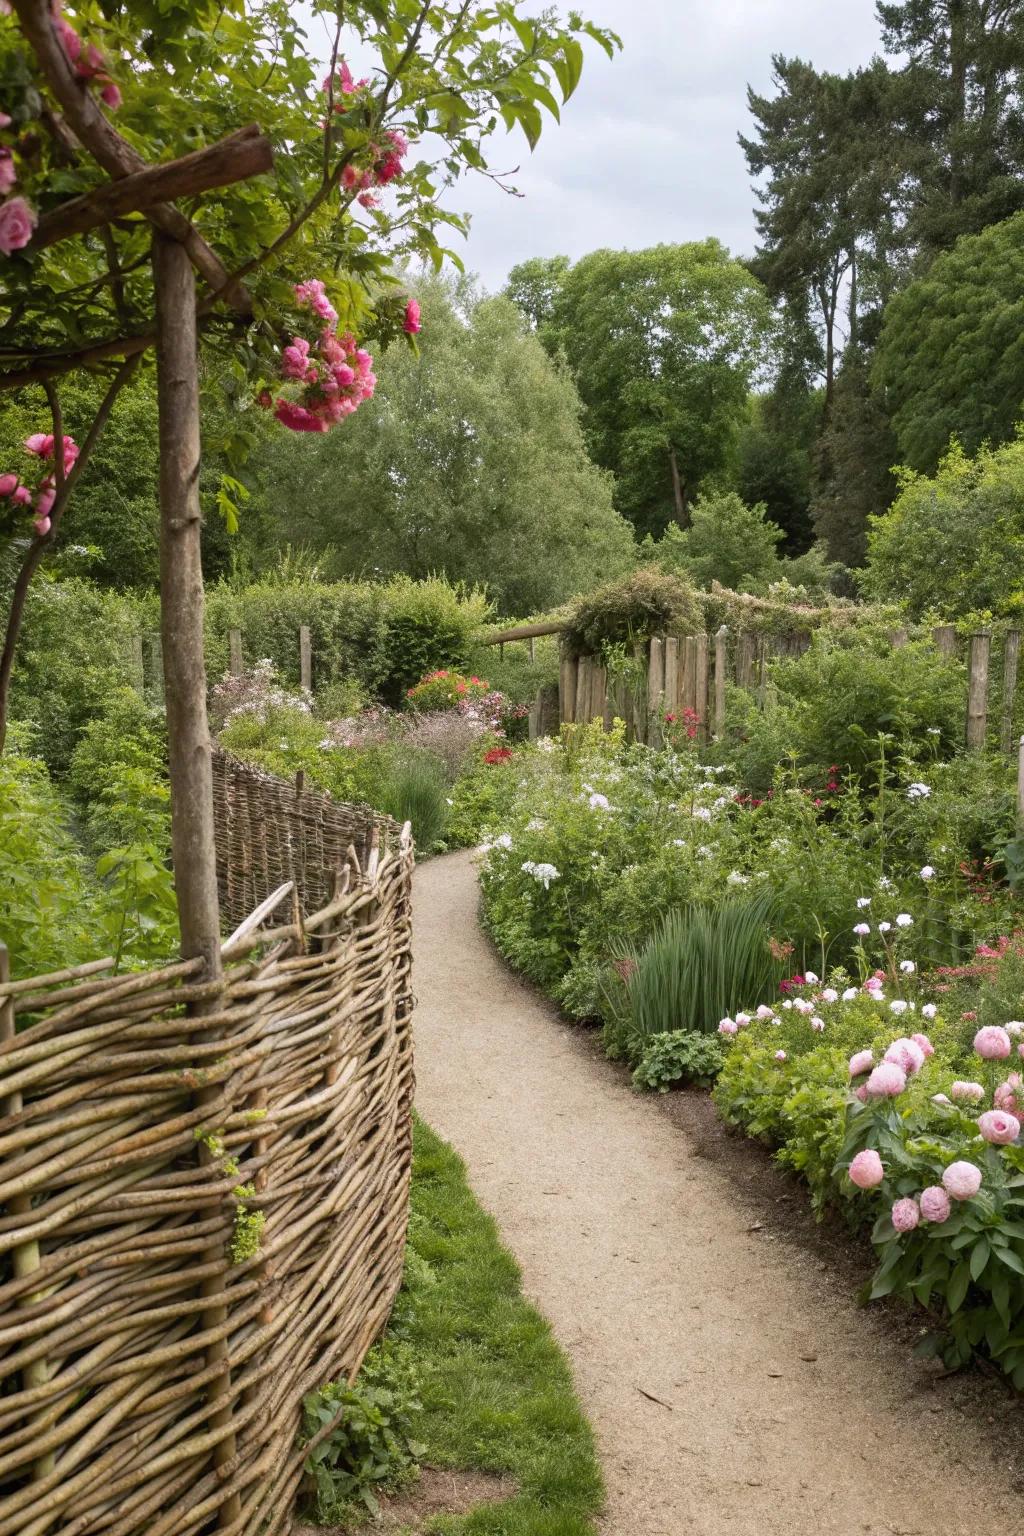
(648, 637), (665, 747)
(932, 624), (957, 659)
(299, 625), (312, 694)
(559, 656), (577, 726)
(966, 631), (991, 752)
(714, 625), (728, 738)
(663, 637), (680, 719)
(1002, 630), (1020, 753)
(695, 633), (709, 740)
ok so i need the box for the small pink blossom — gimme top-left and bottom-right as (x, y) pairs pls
(33, 486), (55, 518)
(995, 1075), (1022, 1115)
(919, 1185), (951, 1223)
(855, 1084), (868, 1102)
(404, 297), (422, 335)
(0, 112), (10, 129)
(11, 484), (30, 505)
(978, 1109), (1020, 1145)
(849, 1148), (885, 1189)
(33, 514), (50, 537)
(849, 1049), (874, 1077)
(950, 1080), (985, 1104)
(942, 1161), (983, 1200)
(0, 196), (36, 255)
(774, 1049), (787, 1062)
(865, 1062), (907, 1098)
(891, 1197), (920, 1234)
(0, 472), (18, 497)
(975, 1025), (1012, 1060)
(99, 80), (122, 110)
(884, 1038), (926, 1076)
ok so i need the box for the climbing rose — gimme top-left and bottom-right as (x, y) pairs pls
(865, 1062), (906, 1097)
(849, 1050), (874, 1078)
(294, 279), (338, 326)
(891, 1198), (920, 1234)
(975, 1025), (1012, 1060)
(978, 1109), (1020, 1145)
(0, 195), (36, 254)
(950, 1081), (985, 1104)
(849, 1149), (885, 1189)
(884, 1038), (925, 1075)
(0, 472), (18, 497)
(919, 1186), (951, 1223)
(942, 1162), (982, 1200)
(404, 298), (422, 334)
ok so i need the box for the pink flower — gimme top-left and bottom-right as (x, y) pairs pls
(849, 1148), (885, 1189)
(33, 514), (50, 537)
(280, 337), (311, 379)
(911, 1032), (934, 1057)
(33, 486), (55, 518)
(358, 190), (380, 209)
(11, 484), (30, 505)
(774, 1049), (787, 1062)
(891, 1197), (920, 1234)
(919, 1185), (951, 1223)
(99, 80), (122, 110)
(24, 432), (53, 457)
(717, 1019), (738, 1036)
(975, 1025), (1012, 1060)
(995, 1075), (1022, 1115)
(404, 298), (422, 335)
(942, 1161), (983, 1200)
(0, 196), (36, 254)
(849, 1049), (874, 1077)
(273, 399), (327, 433)
(0, 148), (15, 196)
(865, 1062), (907, 1097)
(55, 15), (81, 65)
(855, 1084), (868, 1102)
(0, 472), (18, 497)
(884, 1037), (926, 1076)
(950, 1080), (985, 1104)
(978, 1109), (1020, 1145)
(0, 112), (10, 129)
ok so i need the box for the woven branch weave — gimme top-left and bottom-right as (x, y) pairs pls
(0, 781), (414, 1535)
(213, 749), (396, 932)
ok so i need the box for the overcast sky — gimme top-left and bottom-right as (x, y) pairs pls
(431, 0), (884, 290)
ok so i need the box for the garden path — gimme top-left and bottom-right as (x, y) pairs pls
(412, 851), (1021, 1536)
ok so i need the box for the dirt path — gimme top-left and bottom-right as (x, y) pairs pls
(412, 852), (1020, 1536)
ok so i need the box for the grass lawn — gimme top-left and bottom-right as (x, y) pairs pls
(390, 1116), (604, 1535)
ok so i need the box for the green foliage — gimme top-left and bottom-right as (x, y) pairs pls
(631, 1030), (726, 1092)
(647, 491), (784, 591)
(68, 690), (168, 849)
(561, 567), (702, 659)
(863, 436), (1024, 620)
(379, 750), (449, 851)
(811, 353), (900, 567)
(509, 243), (773, 538)
(301, 1342), (424, 1522)
(229, 1187), (266, 1266)
(873, 214), (1024, 474)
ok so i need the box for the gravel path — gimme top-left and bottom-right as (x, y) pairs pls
(412, 851), (1019, 1536)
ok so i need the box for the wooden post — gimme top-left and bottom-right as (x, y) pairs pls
(299, 624), (312, 693)
(663, 637), (680, 718)
(153, 232), (236, 1529)
(1002, 630), (1021, 753)
(736, 632), (756, 690)
(965, 631), (991, 751)
(695, 633), (709, 740)
(932, 624), (957, 659)
(528, 690), (541, 741)
(889, 627), (908, 649)
(648, 637), (665, 747)
(130, 631), (145, 693)
(576, 656), (593, 724)
(714, 625), (728, 738)
(528, 636), (536, 663)
(148, 631), (164, 702)
(228, 627), (243, 676)
(1018, 736), (1024, 828)
(558, 656), (577, 726)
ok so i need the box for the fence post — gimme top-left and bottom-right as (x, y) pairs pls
(229, 628), (243, 676)
(889, 627), (908, 649)
(576, 656), (593, 724)
(932, 624), (957, 659)
(130, 632), (145, 693)
(147, 631), (165, 703)
(528, 636), (536, 663)
(736, 631), (756, 690)
(558, 656), (577, 726)
(966, 631), (991, 751)
(648, 637), (665, 746)
(1002, 629), (1021, 753)
(695, 633), (709, 740)
(299, 624), (312, 693)
(682, 636), (697, 713)
(714, 625), (728, 738)
(663, 637), (680, 718)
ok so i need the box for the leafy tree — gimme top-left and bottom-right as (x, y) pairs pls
(862, 434), (1024, 618)
(508, 243), (772, 539)
(812, 351), (899, 565)
(645, 492), (784, 591)
(872, 212), (1024, 472)
(878, 0), (1024, 254)
(734, 373), (820, 551)
(242, 279), (635, 615)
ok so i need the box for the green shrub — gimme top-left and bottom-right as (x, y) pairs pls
(646, 491), (784, 591)
(632, 1029), (725, 1091)
(68, 689), (168, 850)
(561, 566), (702, 659)
(379, 748), (449, 850)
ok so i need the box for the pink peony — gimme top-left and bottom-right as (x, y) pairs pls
(0, 195), (36, 254)
(404, 297), (422, 335)
(855, 1084), (868, 1102)
(995, 1074), (1022, 1115)
(950, 1081), (985, 1104)
(849, 1049), (874, 1078)
(717, 1019), (738, 1036)
(884, 1037), (926, 1076)
(919, 1185), (951, 1223)
(975, 1025), (1012, 1060)
(11, 484), (30, 505)
(865, 1062), (907, 1097)
(891, 1197), (920, 1233)
(911, 1032), (934, 1057)
(942, 1161), (982, 1200)
(849, 1148), (885, 1189)
(24, 432), (53, 456)
(978, 1109), (1020, 1145)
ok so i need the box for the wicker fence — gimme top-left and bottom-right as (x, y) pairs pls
(0, 765), (414, 1535)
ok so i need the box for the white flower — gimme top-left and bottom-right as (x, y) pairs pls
(781, 999), (793, 1010)
(890, 999), (909, 1015)
(878, 876), (894, 890)
(1006, 1021), (1024, 1037)
(697, 845), (713, 857)
(805, 970), (819, 984)
(907, 782), (931, 799)
(878, 921), (892, 934)
(521, 860), (560, 889)
(756, 1004), (774, 1020)
(692, 807), (713, 822)
(932, 1093), (952, 1105)
(587, 792), (610, 811)
(527, 818), (545, 831)
(810, 1015), (825, 1031)
(853, 923), (871, 936)
(736, 1012), (752, 1027)
(793, 997), (814, 1016)
(775, 1050), (787, 1062)
(856, 896), (872, 909)
(926, 727), (941, 736)
(899, 959), (916, 974)
(921, 1002), (937, 1020)
(713, 796), (730, 811)
(536, 737), (555, 753)
(842, 987), (858, 1002)
(445, 797), (453, 806)
(495, 833), (513, 850)
(895, 913), (913, 928)
(672, 838), (685, 847)
(920, 865), (936, 880)
(822, 987), (839, 1002)
(726, 871), (750, 885)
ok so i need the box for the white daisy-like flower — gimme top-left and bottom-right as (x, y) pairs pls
(921, 1003), (937, 1020)
(895, 913), (913, 928)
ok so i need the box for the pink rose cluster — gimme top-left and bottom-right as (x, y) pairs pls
(53, 4), (122, 108)
(264, 281), (377, 434)
(339, 126), (410, 209)
(0, 101), (32, 257)
(0, 430), (79, 535)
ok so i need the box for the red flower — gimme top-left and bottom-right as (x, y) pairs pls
(483, 747), (513, 765)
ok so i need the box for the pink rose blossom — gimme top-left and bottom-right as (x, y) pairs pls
(24, 432), (53, 456)
(919, 1185), (951, 1223)
(865, 1062), (907, 1097)
(849, 1049), (874, 1078)
(0, 472), (18, 497)
(891, 1197), (920, 1234)
(911, 1033), (934, 1057)
(942, 1161), (982, 1200)
(0, 196), (36, 254)
(403, 297), (422, 335)
(884, 1037), (926, 1076)
(975, 1025), (1012, 1060)
(33, 486), (55, 519)
(0, 149), (15, 196)
(849, 1148), (885, 1189)
(950, 1081), (985, 1105)
(33, 514), (50, 537)
(978, 1109), (1020, 1145)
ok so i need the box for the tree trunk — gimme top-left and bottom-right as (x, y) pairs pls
(669, 444), (688, 528)
(847, 247), (859, 352)
(948, 0), (968, 206)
